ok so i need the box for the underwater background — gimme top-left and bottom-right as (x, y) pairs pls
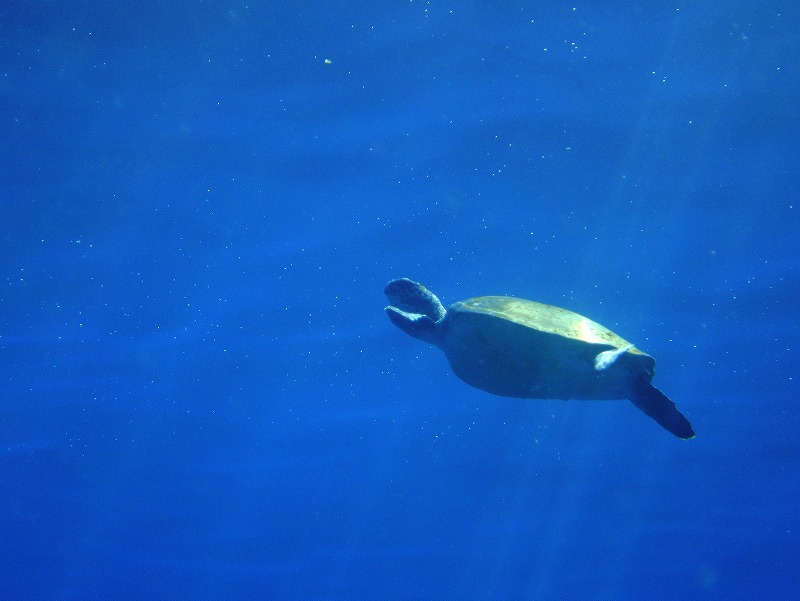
(2, 1), (798, 599)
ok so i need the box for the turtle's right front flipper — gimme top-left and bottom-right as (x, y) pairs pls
(629, 379), (695, 439)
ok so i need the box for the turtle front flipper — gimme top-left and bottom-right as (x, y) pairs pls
(630, 379), (695, 439)
(594, 344), (634, 371)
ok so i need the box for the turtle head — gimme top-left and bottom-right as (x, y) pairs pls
(384, 278), (447, 346)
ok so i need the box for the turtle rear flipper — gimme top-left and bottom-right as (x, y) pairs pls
(630, 379), (695, 439)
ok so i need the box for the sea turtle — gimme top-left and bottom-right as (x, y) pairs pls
(384, 278), (694, 439)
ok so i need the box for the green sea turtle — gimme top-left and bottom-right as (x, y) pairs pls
(384, 278), (694, 439)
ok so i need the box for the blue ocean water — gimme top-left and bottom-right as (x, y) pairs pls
(2, 1), (798, 599)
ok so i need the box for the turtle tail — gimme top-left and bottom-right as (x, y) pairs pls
(629, 378), (695, 440)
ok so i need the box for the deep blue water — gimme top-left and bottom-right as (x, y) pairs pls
(2, 2), (799, 599)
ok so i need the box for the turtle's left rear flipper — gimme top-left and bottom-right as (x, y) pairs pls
(630, 379), (695, 440)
